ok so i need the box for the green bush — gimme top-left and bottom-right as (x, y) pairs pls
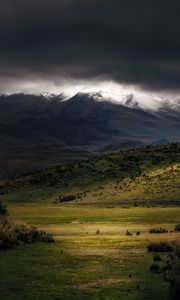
(174, 224), (180, 232)
(0, 201), (8, 216)
(153, 254), (162, 261)
(150, 246), (180, 300)
(0, 199), (54, 250)
(147, 242), (174, 252)
(149, 263), (160, 273)
(59, 194), (76, 203)
(149, 228), (168, 234)
(0, 221), (55, 250)
(163, 248), (180, 300)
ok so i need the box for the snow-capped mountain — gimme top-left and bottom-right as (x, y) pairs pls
(67, 89), (180, 112)
(0, 91), (179, 147)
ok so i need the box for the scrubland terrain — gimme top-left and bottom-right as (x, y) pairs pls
(0, 143), (180, 300)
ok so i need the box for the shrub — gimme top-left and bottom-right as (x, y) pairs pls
(136, 231), (140, 236)
(149, 228), (168, 234)
(149, 263), (160, 273)
(59, 194), (76, 203)
(0, 201), (8, 216)
(147, 242), (174, 253)
(174, 224), (180, 232)
(153, 254), (162, 261)
(0, 221), (54, 250)
(150, 246), (180, 300)
(0, 199), (54, 250)
(163, 247), (180, 300)
(126, 230), (133, 236)
(14, 223), (55, 244)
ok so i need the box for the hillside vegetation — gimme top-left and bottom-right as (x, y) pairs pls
(1, 143), (179, 207)
(0, 143), (180, 300)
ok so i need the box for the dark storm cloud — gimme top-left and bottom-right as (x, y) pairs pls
(0, 0), (180, 91)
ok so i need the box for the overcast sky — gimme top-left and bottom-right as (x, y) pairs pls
(1, 0), (180, 95)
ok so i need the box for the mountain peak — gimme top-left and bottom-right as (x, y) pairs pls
(63, 89), (180, 112)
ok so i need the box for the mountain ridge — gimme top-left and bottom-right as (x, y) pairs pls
(0, 92), (179, 146)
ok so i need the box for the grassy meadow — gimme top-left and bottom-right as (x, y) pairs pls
(0, 143), (180, 299)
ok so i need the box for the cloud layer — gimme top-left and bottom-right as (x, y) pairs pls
(0, 0), (180, 92)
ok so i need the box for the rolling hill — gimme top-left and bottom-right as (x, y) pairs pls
(1, 143), (179, 207)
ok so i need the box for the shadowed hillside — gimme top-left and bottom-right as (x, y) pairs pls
(0, 93), (179, 147)
(1, 143), (179, 207)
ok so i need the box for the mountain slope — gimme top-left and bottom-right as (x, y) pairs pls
(0, 93), (179, 146)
